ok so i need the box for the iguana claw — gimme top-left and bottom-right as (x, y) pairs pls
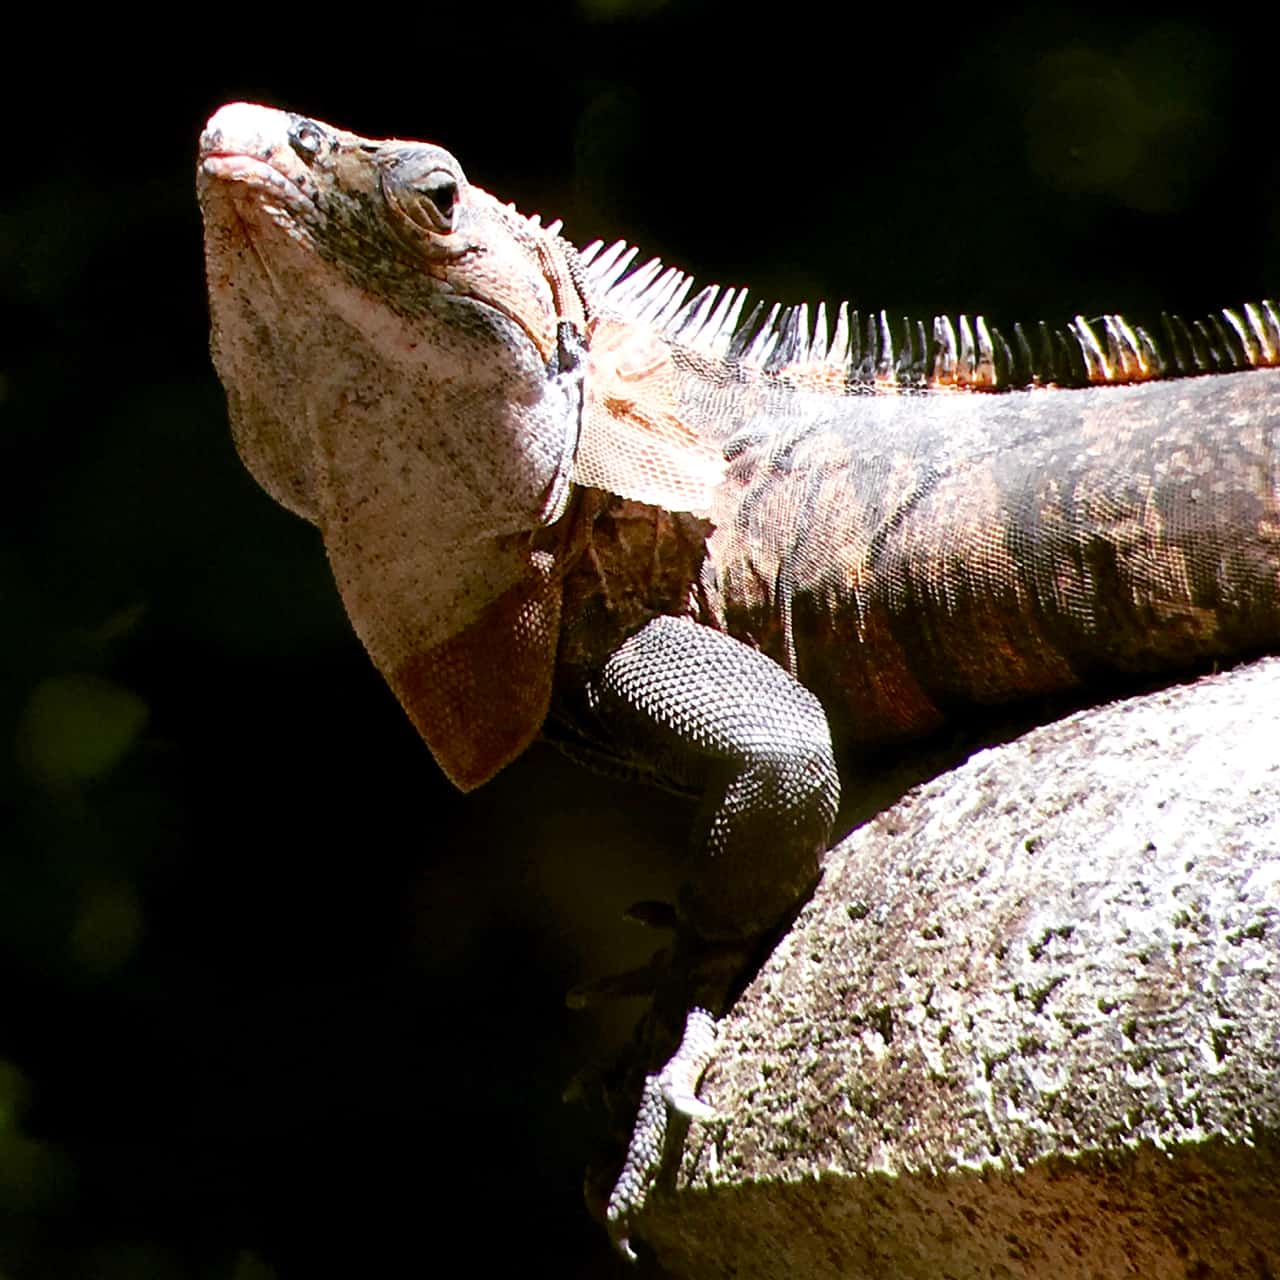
(606, 1006), (718, 1262)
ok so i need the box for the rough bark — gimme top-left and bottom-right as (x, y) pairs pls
(641, 657), (1280, 1278)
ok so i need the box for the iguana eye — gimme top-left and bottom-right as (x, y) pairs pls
(381, 153), (460, 236)
(416, 172), (459, 223)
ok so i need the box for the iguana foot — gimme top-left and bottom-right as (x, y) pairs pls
(606, 1005), (718, 1262)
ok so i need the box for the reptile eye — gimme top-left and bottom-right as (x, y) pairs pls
(381, 152), (461, 237)
(289, 119), (324, 161)
(417, 173), (458, 221)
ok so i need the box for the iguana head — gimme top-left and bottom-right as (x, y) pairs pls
(198, 101), (581, 524)
(198, 103), (585, 788)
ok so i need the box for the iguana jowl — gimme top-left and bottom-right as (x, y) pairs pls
(197, 102), (1280, 1259)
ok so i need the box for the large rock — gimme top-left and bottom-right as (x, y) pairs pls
(642, 657), (1280, 1278)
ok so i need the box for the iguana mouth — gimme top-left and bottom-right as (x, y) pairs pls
(199, 152), (317, 223)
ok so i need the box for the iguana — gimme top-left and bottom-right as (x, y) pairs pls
(196, 101), (1280, 1260)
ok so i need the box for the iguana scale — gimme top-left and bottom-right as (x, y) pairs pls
(196, 102), (1280, 1259)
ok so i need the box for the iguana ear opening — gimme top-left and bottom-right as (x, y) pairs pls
(575, 317), (724, 515)
(388, 554), (561, 791)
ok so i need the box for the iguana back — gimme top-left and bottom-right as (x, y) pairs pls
(551, 235), (1280, 750)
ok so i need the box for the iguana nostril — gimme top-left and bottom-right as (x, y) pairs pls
(289, 119), (323, 161)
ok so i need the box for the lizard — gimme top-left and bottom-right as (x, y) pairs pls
(196, 101), (1280, 1261)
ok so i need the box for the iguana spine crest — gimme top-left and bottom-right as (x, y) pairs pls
(577, 236), (1279, 392)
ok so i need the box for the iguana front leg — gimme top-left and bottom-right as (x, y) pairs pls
(562, 615), (840, 1258)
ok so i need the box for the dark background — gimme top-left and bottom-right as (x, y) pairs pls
(2, 3), (1277, 1276)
